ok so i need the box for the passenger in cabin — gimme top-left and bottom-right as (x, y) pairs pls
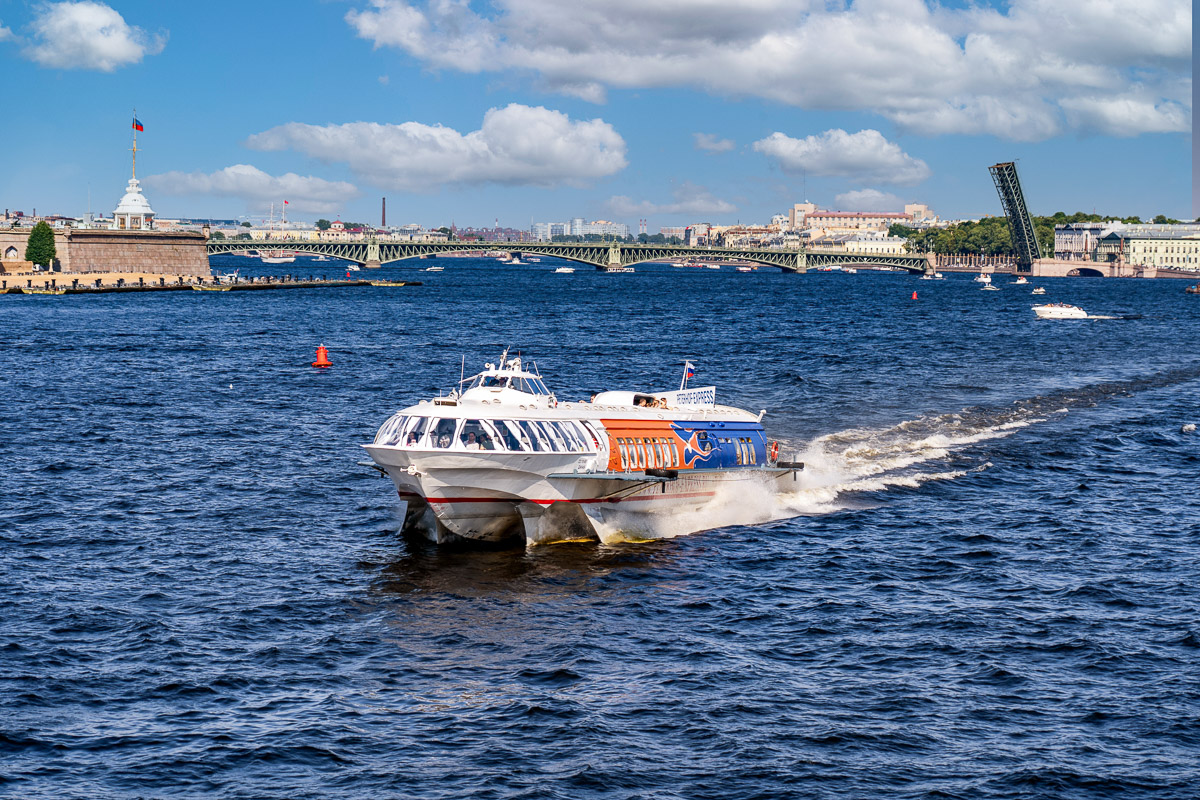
(406, 431), (419, 446)
(478, 433), (495, 450)
(464, 432), (481, 451)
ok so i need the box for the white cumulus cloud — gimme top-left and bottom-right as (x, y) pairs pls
(246, 104), (627, 191)
(754, 129), (931, 185)
(693, 133), (735, 153)
(607, 183), (736, 218)
(343, 0), (1191, 140)
(143, 165), (359, 215)
(23, 1), (165, 71)
(833, 188), (905, 212)
(0, 21), (14, 42)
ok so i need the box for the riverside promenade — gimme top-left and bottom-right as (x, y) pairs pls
(2, 271), (419, 295)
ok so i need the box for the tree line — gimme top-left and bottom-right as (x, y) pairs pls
(890, 212), (1193, 256)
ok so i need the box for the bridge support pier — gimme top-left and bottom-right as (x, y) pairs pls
(364, 260), (381, 269)
(794, 250), (807, 273)
(924, 254), (938, 276)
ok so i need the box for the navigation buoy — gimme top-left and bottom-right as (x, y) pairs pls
(346, 271), (351, 279)
(912, 291), (918, 300)
(312, 345), (332, 368)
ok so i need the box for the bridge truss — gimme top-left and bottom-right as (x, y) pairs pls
(989, 161), (1042, 274)
(206, 239), (933, 274)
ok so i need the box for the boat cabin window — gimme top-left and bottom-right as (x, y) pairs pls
(459, 419), (495, 450)
(491, 420), (525, 451)
(374, 414), (407, 445)
(479, 375), (511, 389)
(400, 416), (428, 446)
(516, 420), (549, 451)
(618, 438), (630, 471)
(430, 418), (457, 449)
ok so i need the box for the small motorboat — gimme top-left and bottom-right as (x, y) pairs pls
(981, 284), (1001, 291)
(346, 264), (361, 271)
(424, 266), (445, 272)
(1013, 276), (1029, 285)
(554, 267), (575, 274)
(1033, 303), (1087, 319)
(735, 266), (753, 273)
(1032, 287), (1047, 295)
(1186, 283), (1200, 295)
(974, 272), (992, 283)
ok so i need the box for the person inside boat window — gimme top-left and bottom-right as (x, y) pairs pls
(432, 418), (456, 448)
(464, 432), (480, 450)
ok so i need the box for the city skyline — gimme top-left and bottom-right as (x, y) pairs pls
(0, 0), (1192, 229)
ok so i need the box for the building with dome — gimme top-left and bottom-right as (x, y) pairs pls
(110, 178), (155, 231)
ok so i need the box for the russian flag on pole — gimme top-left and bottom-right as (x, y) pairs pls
(685, 362), (695, 379)
(132, 118), (144, 131)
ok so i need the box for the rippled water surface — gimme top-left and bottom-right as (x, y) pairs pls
(3, 259), (1199, 799)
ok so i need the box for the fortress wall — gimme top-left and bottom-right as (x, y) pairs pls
(0, 228), (208, 277)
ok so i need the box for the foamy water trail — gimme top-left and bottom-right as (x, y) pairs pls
(595, 364), (1200, 543)
(596, 408), (1046, 544)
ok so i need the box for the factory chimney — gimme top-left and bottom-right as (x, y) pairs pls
(382, 197), (386, 229)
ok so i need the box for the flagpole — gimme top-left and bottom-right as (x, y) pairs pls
(131, 108), (138, 180)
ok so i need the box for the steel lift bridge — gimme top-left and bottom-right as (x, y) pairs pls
(206, 238), (936, 274)
(989, 161), (1042, 274)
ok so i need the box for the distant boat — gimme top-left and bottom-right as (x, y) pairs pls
(1032, 287), (1047, 295)
(346, 264), (361, 271)
(554, 267), (575, 274)
(424, 266), (445, 272)
(1033, 303), (1087, 319)
(844, 267), (857, 274)
(526, 256), (541, 263)
(1013, 276), (1029, 285)
(735, 266), (753, 273)
(981, 283), (1001, 291)
(260, 250), (296, 264)
(974, 272), (992, 283)
(605, 266), (634, 273)
(313, 255), (331, 262)
(1186, 283), (1200, 295)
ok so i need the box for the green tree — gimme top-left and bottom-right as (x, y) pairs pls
(315, 218), (332, 231)
(241, 221), (252, 227)
(209, 231), (226, 240)
(1153, 214), (1181, 224)
(435, 226), (454, 240)
(25, 221), (56, 268)
(233, 232), (252, 241)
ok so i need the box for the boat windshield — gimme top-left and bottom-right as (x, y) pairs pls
(468, 373), (551, 395)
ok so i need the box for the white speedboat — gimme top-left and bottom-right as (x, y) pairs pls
(974, 272), (992, 283)
(1033, 303), (1087, 319)
(346, 264), (361, 271)
(981, 284), (1001, 291)
(424, 266), (445, 272)
(364, 353), (802, 546)
(1013, 276), (1029, 285)
(735, 266), (753, 273)
(844, 268), (858, 274)
(604, 266), (634, 273)
(553, 267), (575, 274)
(1032, 287), (1046, 295)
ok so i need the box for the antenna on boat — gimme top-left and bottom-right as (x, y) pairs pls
(459, 354), (465, 389)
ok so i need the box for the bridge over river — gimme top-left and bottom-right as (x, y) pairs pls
(205, 238), (936, 274)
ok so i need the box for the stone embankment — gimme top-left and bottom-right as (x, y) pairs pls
(3, 272), (420, 295)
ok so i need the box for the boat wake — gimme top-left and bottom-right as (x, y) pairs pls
(594, 364), (1200, 544)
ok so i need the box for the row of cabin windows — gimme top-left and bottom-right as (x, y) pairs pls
(616, 437), (679, 472)
(469, 374), (551, 395)
(375, 415), (600, 454)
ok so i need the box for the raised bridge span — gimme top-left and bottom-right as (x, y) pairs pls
(205, 238), (936, 274)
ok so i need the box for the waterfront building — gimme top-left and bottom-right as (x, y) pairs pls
(844, 235), (909, 256)
(806, 211), (912, 235)
(659, 226), (686, 239)
(1054, 222), (1115, 261)
(531, 218), (629, 240)
(1093, 226), (1200, 270)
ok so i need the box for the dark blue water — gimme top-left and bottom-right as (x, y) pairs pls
(3, 257), (1199, 799)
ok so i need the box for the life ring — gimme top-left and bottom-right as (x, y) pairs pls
(769, 441), (779, 462)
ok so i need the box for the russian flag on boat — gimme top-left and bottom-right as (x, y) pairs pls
(132, 117), (144, 131)
(685, 362), (695, 379)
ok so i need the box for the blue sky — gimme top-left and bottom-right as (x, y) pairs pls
(0, 0), (1192, 229)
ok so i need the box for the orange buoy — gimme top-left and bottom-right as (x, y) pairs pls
(912, 291), (918, 300)
(312, 345), (332, 368)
